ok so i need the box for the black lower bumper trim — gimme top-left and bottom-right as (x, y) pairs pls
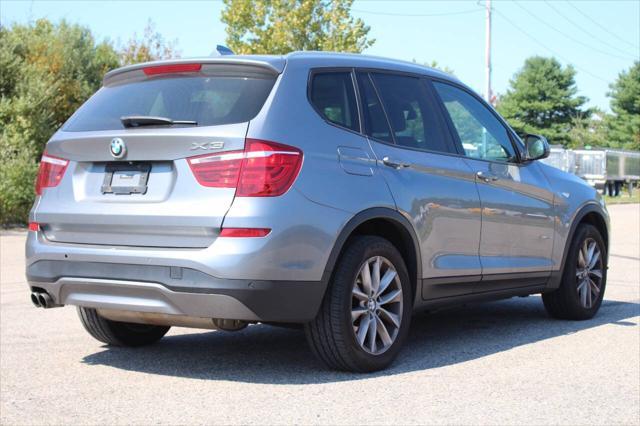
(27, 260), (326, 323)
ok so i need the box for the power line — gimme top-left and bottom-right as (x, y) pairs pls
(492, 7), (609, 83)
(513, 0), (636, 62)
(543, 0), (638, 59)
(565, 0), (640, 51)
(351, 8), (483, 17)
(353, 1), (619, 84)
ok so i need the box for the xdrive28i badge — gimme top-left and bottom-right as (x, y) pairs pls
(110, 138), (126, 159)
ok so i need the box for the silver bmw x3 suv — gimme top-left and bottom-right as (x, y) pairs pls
(26, 51), (609, 372)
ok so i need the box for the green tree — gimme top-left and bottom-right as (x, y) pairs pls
(567, 110), (607, 149)
(606, 61), (640, 150)
(119, 19), (179, 65)
(221, 0), (374, 54)
(0, 20), (119, 224)
(496, 56), (588, 146)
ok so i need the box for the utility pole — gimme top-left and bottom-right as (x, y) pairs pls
(485, 0), (492, 105)
(481, 0), (492, 158)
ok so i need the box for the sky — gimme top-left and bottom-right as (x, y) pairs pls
(1, 0), (639, 112)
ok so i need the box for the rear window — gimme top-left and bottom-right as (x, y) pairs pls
(63, 73), (276, 132)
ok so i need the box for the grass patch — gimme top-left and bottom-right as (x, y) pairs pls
(604, 192), (640, 205)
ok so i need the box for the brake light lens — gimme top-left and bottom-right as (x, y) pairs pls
(219, 228), (271, 238)
(187, 139), (303, 197)
(237, 139), (303, 197)
(35, 153), (69, 195)
(28, 222), (40, 232)
(143, 63), (202, 76)
(187, 150), (244, 188)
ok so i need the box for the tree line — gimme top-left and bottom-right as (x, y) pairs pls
(497, 56), (639, 150)
(0, 19), (177, 224)
(1, 0), (638, 224)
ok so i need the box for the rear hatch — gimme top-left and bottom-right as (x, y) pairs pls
(33, 60), (281, 248)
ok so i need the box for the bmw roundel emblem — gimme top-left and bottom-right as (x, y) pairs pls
(110, 138), (126, 159)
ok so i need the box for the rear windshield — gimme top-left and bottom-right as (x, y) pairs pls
(63, 74), (276, 132)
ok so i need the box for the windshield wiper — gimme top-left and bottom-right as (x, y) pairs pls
(120, 115), (198, 128)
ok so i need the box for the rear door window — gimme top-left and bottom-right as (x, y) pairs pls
(63, 71), (276, 132)
(309, 72), (360, 132)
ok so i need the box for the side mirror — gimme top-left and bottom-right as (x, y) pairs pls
(523, 134), (550, 161)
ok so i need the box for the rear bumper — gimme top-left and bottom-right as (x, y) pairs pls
(27, 260), (326, 323)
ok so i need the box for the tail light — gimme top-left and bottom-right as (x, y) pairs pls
(187, 151), (244, 188)
(35, 153), (69, 195)
(28, 222), (40, 232)
(187, 139), (303, 197)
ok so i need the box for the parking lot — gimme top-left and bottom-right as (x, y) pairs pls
(1, 204), (638, 425)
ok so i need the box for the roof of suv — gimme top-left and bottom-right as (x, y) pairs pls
(103, 51), (460, 86)
(285, 51), (458, 81)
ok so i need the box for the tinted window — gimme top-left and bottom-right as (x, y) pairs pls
(370, 73), (451, 153)
(64, 73), (276, 132)
(310, 72), (359, 132)
(357, 73), (393, 143)
(433, 82), (516, 162)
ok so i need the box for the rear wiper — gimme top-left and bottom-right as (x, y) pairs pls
(120, 115), (197, 128)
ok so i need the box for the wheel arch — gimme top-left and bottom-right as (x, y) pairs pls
(321, 208), (422, 306)
(551, 203), (610, 289)
(568, 204), (610, 258)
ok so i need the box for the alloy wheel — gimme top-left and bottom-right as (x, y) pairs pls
(576, 237), (603, 309)
(351, 256), (403, 355)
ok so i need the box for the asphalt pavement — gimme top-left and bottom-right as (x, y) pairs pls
(1, 204), (638, 425)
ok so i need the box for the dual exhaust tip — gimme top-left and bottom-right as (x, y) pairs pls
(30, 291), (58, 309)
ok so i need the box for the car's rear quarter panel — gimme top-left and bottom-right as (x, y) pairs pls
(246, 56), (396, 215)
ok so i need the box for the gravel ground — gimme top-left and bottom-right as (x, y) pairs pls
(1, 204), (639, 425)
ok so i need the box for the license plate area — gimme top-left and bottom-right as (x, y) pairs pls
(101, 163), (151, 195)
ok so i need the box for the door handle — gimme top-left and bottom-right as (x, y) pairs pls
(382, 157), (411, 169)
(476, 171), (499, 182)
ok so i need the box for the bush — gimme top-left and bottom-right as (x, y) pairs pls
(0, 153), (38, 225)
(0, 19), (119, 226)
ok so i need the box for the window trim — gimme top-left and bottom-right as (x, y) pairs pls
(306, 67), (363, 135)
(428, 77), (525, 165)
(362, 72), (398, 145)
(356, 70), (459, 156)
(306, 66), (522, 162)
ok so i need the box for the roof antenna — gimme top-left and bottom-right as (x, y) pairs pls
(211, 45), (234, 56)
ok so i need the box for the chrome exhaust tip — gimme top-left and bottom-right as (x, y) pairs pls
(38, 293), (54, 309)
(31, 291), (61, 309)
(30, 292), (42, 308)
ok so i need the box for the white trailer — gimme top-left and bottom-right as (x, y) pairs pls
(541, 145), (576, 174)
(573, 149), (640, 196)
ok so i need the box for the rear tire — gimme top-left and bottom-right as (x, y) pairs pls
(77, 307), (170, 347)
(305, 236), (412, 372)
(542, 224), (607, 320)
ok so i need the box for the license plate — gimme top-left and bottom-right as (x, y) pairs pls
(101, 163), (150, 194)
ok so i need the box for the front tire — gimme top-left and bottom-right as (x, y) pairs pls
(77, 307), (170, 347)
(305, 236), (412, 372)
(542, 224), (607, 320)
